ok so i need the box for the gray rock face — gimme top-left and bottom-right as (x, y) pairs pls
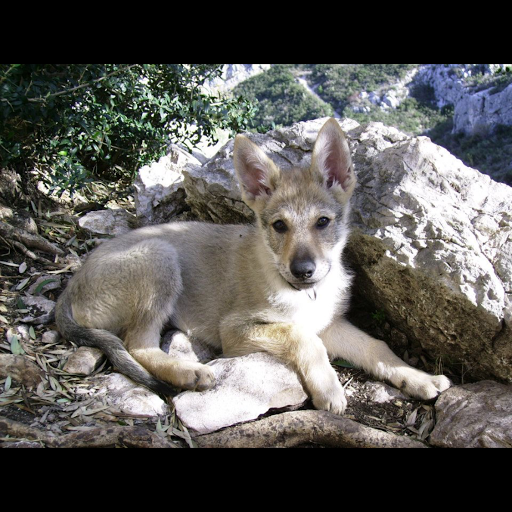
(204, 64), (271, 94)
(453, 82), (512, 135)
(346, 121), (512, 381)
(416, 64), (512, 134)
(430, 380), (512, 448)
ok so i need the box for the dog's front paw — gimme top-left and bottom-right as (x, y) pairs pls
(394, 367), (451, 400)
(311, 380), (347, 415)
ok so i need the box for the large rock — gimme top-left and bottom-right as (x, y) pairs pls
(162, 330), (307, 435)
(430, 380), (512, 448)
(149, 117), (512, 383)
(453, 82), (512, 136)
(134, 145), (201, 225)
(182, 118), (360, 224)
(173, 352), (308, 435)
(346, 122), (512, 382)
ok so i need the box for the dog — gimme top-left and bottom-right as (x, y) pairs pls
(56, 118), (451, 414)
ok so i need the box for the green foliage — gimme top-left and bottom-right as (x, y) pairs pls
(310, 64), (418, 114)
(233, 64), (333, 133)
(0, 64), (256, 196)
(350, 96), (453, 136)
(430, 123), (512, 185)
(371, 309), (387, 325)
(467, 66), (512, 95)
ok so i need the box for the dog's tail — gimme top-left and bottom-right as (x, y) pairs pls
(55, 294), (176, 396)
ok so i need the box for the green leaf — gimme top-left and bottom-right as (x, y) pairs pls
(34, 278), (57, 295)
(5, 375), (12, 391)
(332, 359), (355, 368)
(9, 333), (25, 355)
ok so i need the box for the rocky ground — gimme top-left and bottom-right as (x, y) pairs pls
(0, 189), (450, 448)
(1, 202), (510, 448)
(2, 116), (512, 448)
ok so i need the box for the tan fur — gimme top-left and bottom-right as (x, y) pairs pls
(56, 118), (451, 412)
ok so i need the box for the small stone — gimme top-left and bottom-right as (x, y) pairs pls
(364, 381), (408, 403)
(89, 373), (169, 417)
(20, 295), (55, 323)
(78, 209), (135, 236)
(42, 330), (60, 344)
(63, 346), (105, 375)
(0, 354), (45, 389)
(28, 275), (62, 296)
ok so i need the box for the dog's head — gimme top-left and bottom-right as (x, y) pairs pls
(233, 118), (356, 291)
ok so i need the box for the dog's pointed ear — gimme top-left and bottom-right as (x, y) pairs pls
(311, 118), (356, 202)
(233, 135), (280, 208)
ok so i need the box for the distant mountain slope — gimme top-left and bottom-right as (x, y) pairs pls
(228, 64), (512, 185)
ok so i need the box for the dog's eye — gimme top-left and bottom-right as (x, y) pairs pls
(316, 217), (330, 229)
(272, 220), (288, 233)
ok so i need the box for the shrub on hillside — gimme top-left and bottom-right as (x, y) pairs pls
(0, 64), (256, 197)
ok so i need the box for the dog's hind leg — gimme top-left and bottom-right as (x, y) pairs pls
(118, 240), (215, 392)
(126, 329), (215, 391)
(69, 237), (215, 392)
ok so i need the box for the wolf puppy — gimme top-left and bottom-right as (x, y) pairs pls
(56, 118), (450, 414)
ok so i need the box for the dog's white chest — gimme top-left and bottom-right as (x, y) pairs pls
(269, 278), (342, 334)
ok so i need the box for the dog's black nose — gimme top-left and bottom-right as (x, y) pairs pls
(290, 259), (316, 280)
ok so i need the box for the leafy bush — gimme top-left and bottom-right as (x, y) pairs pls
(350, 96), (453, 136)
(233, 64), (333, 132)
(309, 64), (418, 114)
(430, 122), (512, 185)
(0, 64), (256, 196)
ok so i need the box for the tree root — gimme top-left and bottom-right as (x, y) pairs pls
(0, 220), (63, 257)
(0, 417), (179, 448)
(1, 410), (427, 448)
(194, 410), (428, 448)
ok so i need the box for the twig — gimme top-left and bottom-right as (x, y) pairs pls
(0, 417), (179, 448)
(11, 241), (61, 268)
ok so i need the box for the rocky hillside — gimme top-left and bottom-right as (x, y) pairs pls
(130, 116), (512, 446)
(223, 64), (512, 185)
